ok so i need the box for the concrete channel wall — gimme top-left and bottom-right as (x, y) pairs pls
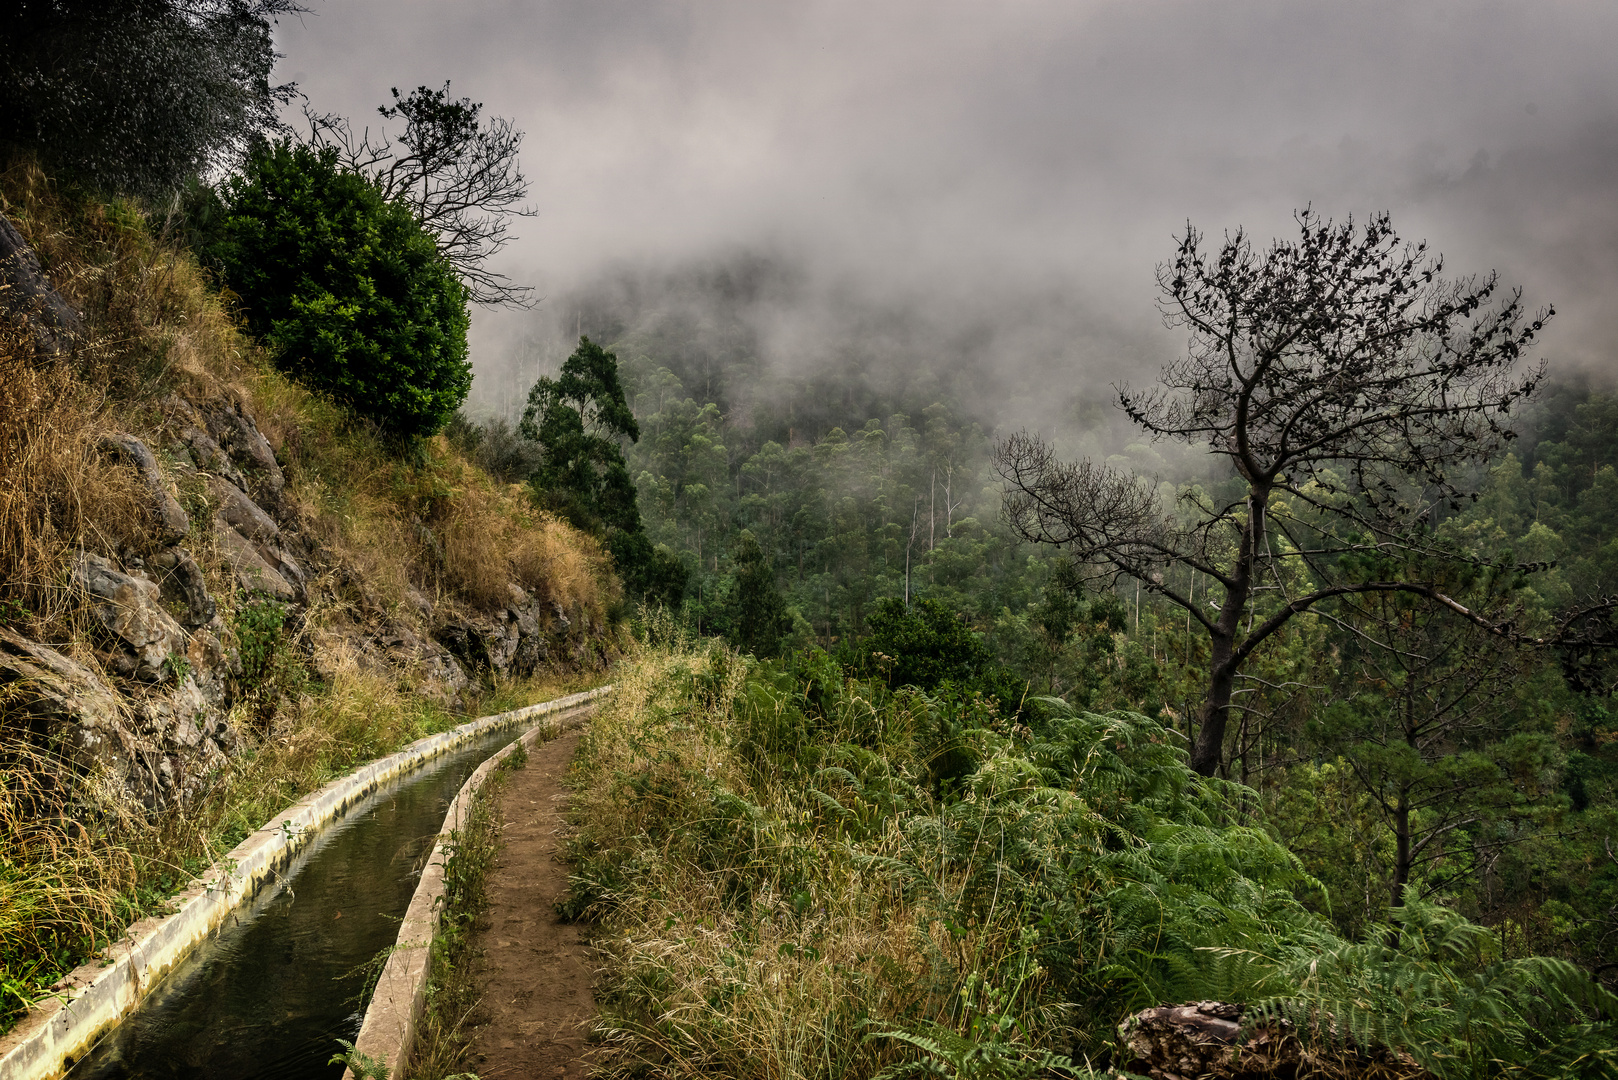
(344, 697), (602, 1080)
(0, 686), (612, 1080)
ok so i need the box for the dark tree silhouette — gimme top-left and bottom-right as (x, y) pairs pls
(1, 0), (301, 196)
(522, 336), (642, 534)
(305, 83), (535, 306)
(728, 530), (791, 658)
(522, 336), (688, 606)
(998, 210), (1553, 776)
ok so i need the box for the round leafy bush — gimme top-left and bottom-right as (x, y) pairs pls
(214, 140), (471, 438)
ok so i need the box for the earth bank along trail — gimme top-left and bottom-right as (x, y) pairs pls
(466, 728), (597, 1079)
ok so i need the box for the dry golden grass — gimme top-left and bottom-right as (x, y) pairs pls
(434, 446), (614, 618)
(0, 158), (253, 635)
(0, 735), (137, 983)
(512, 510), (612, 615)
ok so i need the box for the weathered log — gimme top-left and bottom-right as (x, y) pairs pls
(1117, 1001), (1431, 1080)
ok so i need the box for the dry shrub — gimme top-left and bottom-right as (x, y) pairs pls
(429, 442), (613, 621)
(511, 513), (610, 615)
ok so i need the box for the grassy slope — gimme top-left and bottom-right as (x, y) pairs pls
(563, 639), (1618, 1080)
(0, 159), (619, 1027)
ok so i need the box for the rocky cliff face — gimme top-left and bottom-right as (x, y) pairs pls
(0, 214), (603, 812)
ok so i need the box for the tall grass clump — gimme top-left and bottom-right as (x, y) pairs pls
(0, 340), (149, 631)
(563, 638), (1617, 1080)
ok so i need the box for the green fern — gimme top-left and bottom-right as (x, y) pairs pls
(864, 973), (1083, 1080)
(328, 1039), (390, 1080)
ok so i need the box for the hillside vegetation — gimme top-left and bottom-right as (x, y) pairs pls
(0, 157), (618, 1028)
(496, 248), (1618, 977)
(564, 637), (1617, 1080)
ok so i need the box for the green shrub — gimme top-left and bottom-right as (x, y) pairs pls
(213, 140), (471, 439)
(849, 598), (1028, 720)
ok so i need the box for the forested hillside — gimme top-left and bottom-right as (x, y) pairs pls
(465, 227), (1618, 1025)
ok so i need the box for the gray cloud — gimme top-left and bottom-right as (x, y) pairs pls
(276, 0), (1618, 430)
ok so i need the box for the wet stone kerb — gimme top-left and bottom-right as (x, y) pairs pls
(0, 686), (613, 1080)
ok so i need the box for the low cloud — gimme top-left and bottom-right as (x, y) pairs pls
(277, 0), (1618, 434)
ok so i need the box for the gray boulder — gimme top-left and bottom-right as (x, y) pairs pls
(209, 474), (280, 545)
(2, 605), (237, 810)
(150, 546), (217, 628)
(165, 394), (248, 491)
(0, 626), (122, 745)
(373, 623), (471, 703)
(201, 400), (284, 504)
(74, 552), (190, 682)
(437, 591), (552, 683)
(0, 628), (148, 803)
(99, 433), (190, 545)
(205, 476), (309, 601)
(214, 518), (297, 602)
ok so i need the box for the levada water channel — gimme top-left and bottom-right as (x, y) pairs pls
(68, 724), (521, 1079)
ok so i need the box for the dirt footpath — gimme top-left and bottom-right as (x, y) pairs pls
(466, 728), (597, 1079)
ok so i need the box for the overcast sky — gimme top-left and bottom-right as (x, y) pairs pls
(275, 1), (1618, 422)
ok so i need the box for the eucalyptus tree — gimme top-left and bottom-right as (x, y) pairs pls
(522, 336), (641, 534)
(998, 210), (1552, 776)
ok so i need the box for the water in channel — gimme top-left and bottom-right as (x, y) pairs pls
(68, 725), (521, 1080)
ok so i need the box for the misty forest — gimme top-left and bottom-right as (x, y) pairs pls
(1, 3), (1616, 1080)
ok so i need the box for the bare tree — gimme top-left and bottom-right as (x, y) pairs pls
(998, 210), (1555, 776)
(305, 83), (535, 306)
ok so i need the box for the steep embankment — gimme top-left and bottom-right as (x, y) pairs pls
(0, 160), (621, 1027)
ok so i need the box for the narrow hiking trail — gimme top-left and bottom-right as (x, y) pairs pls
(466, 729), (599, 1079)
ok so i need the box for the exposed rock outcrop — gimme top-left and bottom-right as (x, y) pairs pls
(0, 211), (82, 355)
(150, 546), (218, 628)
(162, 392), (287, 508)
(201, 399), (284, 505)
(0, 626), (234, 809)
(99, 434), (191, 545)
(2, 211), (606, 818)
(375, 623), (471, 702)
(213, 520), (298, 601)
(437, 588), (563, 684)
(306, 614), (471, 707)
(0, 627), (123, 752)
(165, 394), (248, 491)
(74, 552), (190, 682)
